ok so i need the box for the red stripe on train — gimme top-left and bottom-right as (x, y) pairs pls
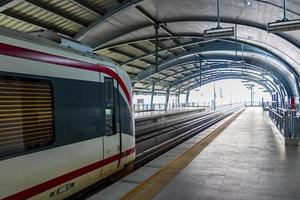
(0, 43), (132, 105)
(2, 148), (135, 200)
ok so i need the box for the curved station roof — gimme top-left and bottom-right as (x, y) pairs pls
(1, 0), (300, 99)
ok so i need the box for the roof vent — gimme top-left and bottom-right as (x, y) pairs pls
(28, 30), (93, 53)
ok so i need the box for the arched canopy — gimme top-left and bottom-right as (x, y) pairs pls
(77, 0), (300, 99)
(1, 0), (300, 99)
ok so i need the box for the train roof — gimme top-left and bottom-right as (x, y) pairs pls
(0, 26), (122, 71)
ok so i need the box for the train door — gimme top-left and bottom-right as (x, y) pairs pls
(101, 67), (122, 175)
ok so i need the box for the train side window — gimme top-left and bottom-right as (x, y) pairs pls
(104, 77), (115, 136)
(0, 75), (54, 158)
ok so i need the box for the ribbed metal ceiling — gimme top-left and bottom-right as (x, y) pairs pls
(0, 0), (299, 96)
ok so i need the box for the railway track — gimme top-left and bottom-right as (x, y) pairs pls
(134, 104), (244, 167)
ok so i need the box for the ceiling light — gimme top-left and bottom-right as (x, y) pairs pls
(267, 0), (300, 32)
(204, 27), (235, 40)
(267, 19), (300, 32)
(241, 80), (250, 83)
(204, 0), (235, 40)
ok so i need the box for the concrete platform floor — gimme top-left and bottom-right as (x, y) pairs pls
(153, 107), (300, 200)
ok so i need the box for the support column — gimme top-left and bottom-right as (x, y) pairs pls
(283, 0), (288, 21)
(217, 0), (221, 28)
(186, 91), (190, 107)
(250, 86), (254, 106)
(213, 82), (216, 110)
(154, 23), (159, 72)
(177, 88), (181, 106)
(165, 88), (170, 111)
(276, 93), (279, 108)
(150, 84), (155, 110)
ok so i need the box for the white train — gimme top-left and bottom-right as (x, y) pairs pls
(0, 27), (135, 200)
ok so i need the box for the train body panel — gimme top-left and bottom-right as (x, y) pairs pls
(0, 27), (135, 200)
(1, 138), (103, 199)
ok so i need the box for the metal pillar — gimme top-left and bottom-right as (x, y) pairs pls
(165, 88), (170, 111)
(283, 0), (288, 21)
(154, 23), (159, 72)
(213, 82), (216, 110)
(150, 84), (155, 110)
(199, 59), (202, 86)
(186, 91), (190, 107)
(217, 0), (221, 28)
(177, 88), (181, 105)
(276, 93), (279, 108)
(250, 87), (254, 106)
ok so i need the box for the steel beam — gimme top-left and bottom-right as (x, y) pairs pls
(120, 40), (203, 67)
(132, 42), (297, 97)
(0, 0), (21, 12)
(96, 35), (203, 51)
(89, 17), (300, 52)
(182, 75), (276, 95)
(75, 0), (144, 39)
(111, 48), (155, 66)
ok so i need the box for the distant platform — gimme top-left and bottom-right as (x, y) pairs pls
(134, 107), (206, 119)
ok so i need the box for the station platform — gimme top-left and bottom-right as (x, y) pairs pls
(150, 107), (300, 200)
(89, 108), (300, 200)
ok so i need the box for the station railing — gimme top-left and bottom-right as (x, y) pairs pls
(133, 103), (209, 112)
(244, 101), (271, 107)
(268, 107), (300, 139)
(133, 102), (244, 113)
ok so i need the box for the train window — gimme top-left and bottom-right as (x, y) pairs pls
(104, 77), (115, 136)
(0, 76), (54, 158)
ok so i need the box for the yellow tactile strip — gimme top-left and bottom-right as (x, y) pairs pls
(121, 109), (245, 200)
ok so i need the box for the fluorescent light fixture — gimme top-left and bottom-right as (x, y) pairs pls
(241, 80), (250, 83)
(259, 79), (267, 83)
(267, 19), (300, 33)
(244, 83), (255, 87)
(203, 27), (235, 40)
(260, 72), (269, 76)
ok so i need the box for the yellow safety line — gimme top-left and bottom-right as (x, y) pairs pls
(121, 109), (245, 200)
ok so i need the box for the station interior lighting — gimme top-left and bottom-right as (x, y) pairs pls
(244, 83), (255, 87)
(267, 0), (300, 33)
(203, 27), (235, 40)
(241, 80), (250, 83)
(267, 19), (300, 33)
(203, 0), (235, 40)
